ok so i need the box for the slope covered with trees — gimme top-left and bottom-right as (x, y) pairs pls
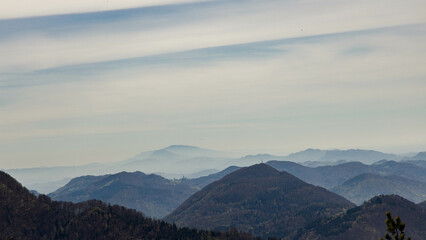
(295, 195), (426, 240)
(49, 171), (198, 218)
(165, 164), (354, 238)
(0, 170), (256, 240)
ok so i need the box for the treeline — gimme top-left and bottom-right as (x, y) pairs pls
(0, 171), (257, 240)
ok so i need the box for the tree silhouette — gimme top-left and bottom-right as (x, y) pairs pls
(379, 211), (411, 240)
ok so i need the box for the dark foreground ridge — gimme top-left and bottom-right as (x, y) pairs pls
(0, 171), (256, 240)
(295, 195), (426, 240)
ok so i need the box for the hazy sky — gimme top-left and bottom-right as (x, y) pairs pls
(1, 0), (426, 168)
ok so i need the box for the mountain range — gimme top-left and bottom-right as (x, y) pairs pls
(49, 171), (198, 218)
(181, 166), (241, 190)
(3, 164), (426, 239)
(4, 145), (420, 194)
(48, 166), (246, 218)
(164, 164), (355, 238)
(49, 159), (426, 218)
(0, 170), (256, 240)
(163, 165), (426, 239)
(287, 148), (398, 165)
(267, 160), (426, 189)
(330, 173), (426, 205)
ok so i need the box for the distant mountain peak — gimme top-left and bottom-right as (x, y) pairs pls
(411, 152), (426, 160)
(303, 148), (322, 152)
(164, 145), (201, 150)
(365, 194), (416, 207)
(165, 163), (354, 238)
(224, 163), (280, 179)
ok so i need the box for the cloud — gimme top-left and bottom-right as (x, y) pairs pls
(1, 24), (425, 132)
(0, 0), (426, 167)
(1, 0), (425, 72)
(0, 0), (211, 19)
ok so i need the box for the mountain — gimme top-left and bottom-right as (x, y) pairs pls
(375, 160), (426, 183)
(0, 171), (256, 240)
(49, 166), (245, 218)
(113, 145), (240, 178)
(182, 166), (241, 189)
(130, 145), (238, 163)
(419, 200), (426, 209)
(28, 177), (72, 194)
(3, 163), (108, 194)
(4, 146), (415, 194)
(405, 152), (426, 160)
(49, 171), (198, 218)
(287, 148), (327, 162)
(331, 173), (426, 205)
(314, 162), (374, 188)
(401, 159), (426, 168)
(165, 164), (355, 238)
(296, 195), (426, 240)
(287, 149), (398, 164)
(185, 168), (219, 178)
(230, 154), (287, 167)
(266, 161), (372, 188)
(319, 149), (398, 164)
(4, 145), (240, 193)
(267, 160), (326, 186)
(164, 145), (236, 158)
(266, 160), (426, 189)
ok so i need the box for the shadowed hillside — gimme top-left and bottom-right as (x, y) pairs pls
(0, 170), (257, 240)
(165, 164), (354, 238)
(296, 195), (426, 240)
(49, 171), (198, 218)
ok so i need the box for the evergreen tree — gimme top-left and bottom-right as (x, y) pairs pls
(379, 211), (411, 240)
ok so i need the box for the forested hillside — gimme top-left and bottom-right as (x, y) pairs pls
(296, 195), (426, 240)
(0, 171), (256, 240)
(165, 164), (354, 238)
(49, 171), (198, 218)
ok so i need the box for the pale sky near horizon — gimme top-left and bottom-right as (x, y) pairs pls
(1, 0), (426, 169)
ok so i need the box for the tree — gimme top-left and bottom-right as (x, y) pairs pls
(379, 211), (411, 240)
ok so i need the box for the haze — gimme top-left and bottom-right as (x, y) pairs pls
(1, 0), (426, 169)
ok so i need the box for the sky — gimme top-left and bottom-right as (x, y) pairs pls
(1, 0), (426, 168)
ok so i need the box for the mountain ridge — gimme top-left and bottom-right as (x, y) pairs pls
(296, 195), (426, 240)
(165, 164), (355, 238)
(331, 173), (426, 204)
(0, 170), (256, 240)
(49, 171), (198, 218)
(5, 146), (425, 193)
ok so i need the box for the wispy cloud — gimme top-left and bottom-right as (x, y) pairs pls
(1, 0), (425, 72)
(0, 0), (425, 168)
(0, 0), (211, 19)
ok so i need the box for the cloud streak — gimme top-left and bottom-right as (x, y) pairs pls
(0, 0), (425, 168)
(1, 0), (425, 72)
(0, 0), (211, 19)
